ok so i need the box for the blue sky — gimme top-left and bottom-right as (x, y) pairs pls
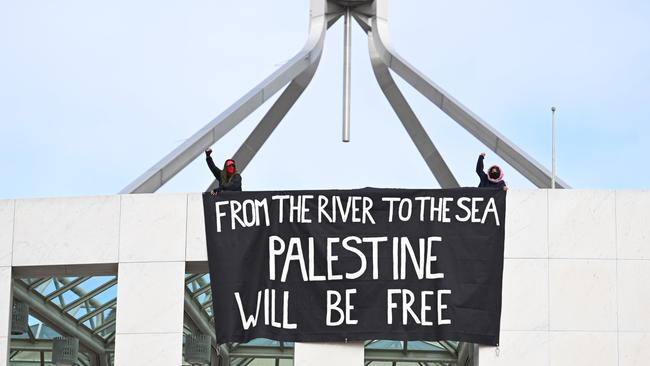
(1, 0), (648, 199)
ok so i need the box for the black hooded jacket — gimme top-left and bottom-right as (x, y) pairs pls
(206, 156), (242, 192)
(476, 155), (506, 189)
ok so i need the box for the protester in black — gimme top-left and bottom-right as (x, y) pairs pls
(476, 152), (507, 190)
(205, 148), (242, 192)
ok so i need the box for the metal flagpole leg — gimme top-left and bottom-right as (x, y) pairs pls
(342, 8), (352, 142)
(121, 0), (336, 194)
(205, 53), (325, 192)
(367, 0), (569, 188)
(367, 29), (459, 188)
(205, 11), (345, 192)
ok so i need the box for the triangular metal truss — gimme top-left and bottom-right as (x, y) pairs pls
(121, 0), (568, 194)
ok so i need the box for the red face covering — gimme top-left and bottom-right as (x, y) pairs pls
(225, 160), (236, 176)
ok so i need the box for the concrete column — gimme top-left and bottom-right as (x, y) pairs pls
(114, 262), (185, 365)
(0, 200), (15, 366)
(294, 342), (364, 366)
(114, 194), (187, 366)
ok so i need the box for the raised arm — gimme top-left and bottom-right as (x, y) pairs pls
(476, 153), (487, 179)
(205, 149), (222, 182)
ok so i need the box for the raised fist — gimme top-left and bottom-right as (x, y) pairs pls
(205, 148), (212, 156)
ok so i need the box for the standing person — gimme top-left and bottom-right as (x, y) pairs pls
(205, 148), (242, 193)
(476, 152), (507, 190)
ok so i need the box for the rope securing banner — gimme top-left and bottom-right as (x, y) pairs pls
(203, 188), (506, 345)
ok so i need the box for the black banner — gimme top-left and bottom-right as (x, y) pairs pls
(203, 188), (506, 345)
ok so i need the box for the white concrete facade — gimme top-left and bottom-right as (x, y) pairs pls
(480, 189), (650, 366)
(0, 190), (648, 365)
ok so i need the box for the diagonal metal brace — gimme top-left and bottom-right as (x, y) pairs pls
(365, 0), (569, 188)
(367, 28), (459, 188)
(13, 280), (108, 356)
(121, 1), (342, 194)
(204, 9), (346, 192)
(206, 54), (324, 192)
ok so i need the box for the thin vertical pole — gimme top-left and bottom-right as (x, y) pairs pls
(551, 106), (557, 189)
(342, 8), (352, 142)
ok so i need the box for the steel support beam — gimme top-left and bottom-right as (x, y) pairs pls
(437, 341), (458, 357)
(366, 1), (569, 188)
(13, 280), (107, 356)
(11, 340), (97, 366)
(61, 278), (116, 312)
(367, 28), (459, 188)
(206, 53), (324, 191)
(28, 277), (51, 291)
(45, 276), (90, 302)
(229, 346), (294, 359)
(205, 12), (344, 192)
(456, 342), (477, 366)
(10, 339), (55, 352)
(91, 318), (116, 335)
(98, 353), (110, 366)
(184, 290), (215, 341)
(364, 349), (457, 363)
(121, 1), (340, 194)
(219, 345), (231, 366)
(201, 302), (213, 315)
(77, 298), (116, 325)
(191, 283), (212, 299)
(59, 277), (105, 309)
